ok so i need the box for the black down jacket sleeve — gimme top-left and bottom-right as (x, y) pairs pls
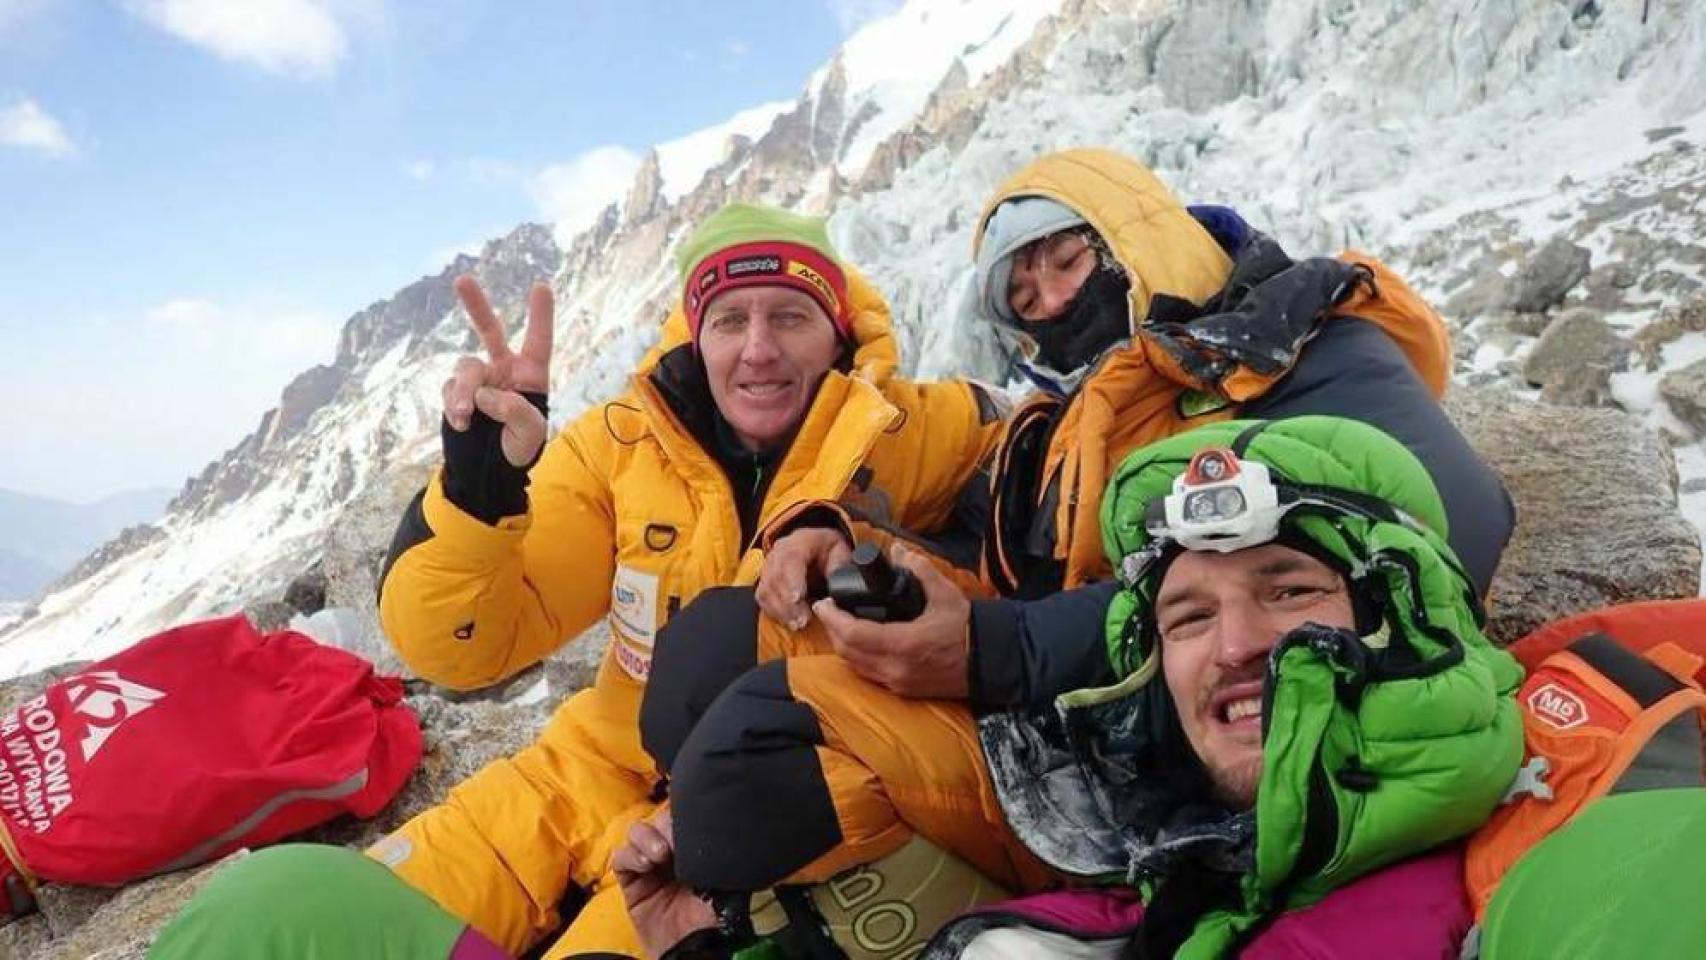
(969, 580), (1120, 713)
(1243, 317), (1513, 596)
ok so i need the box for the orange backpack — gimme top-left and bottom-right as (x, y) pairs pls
(1464, 599), (1706, 917)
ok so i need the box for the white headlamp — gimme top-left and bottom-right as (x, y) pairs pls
(1146, 447), (1285, 553)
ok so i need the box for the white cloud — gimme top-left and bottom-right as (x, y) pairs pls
(823, 0), (903, 35)
(402, 158), (434, 181)
(144, 297), (220, 326)
(3, 300), (344, 500)
(529, 145), (641, 244)
(0, 0), (51, 37)
(121, 0), (360, 79)
(141, 297), (338, 353)
(443, 146), (642, 246)
(722, 38), (750, 71)
(0, 96), (75, 156)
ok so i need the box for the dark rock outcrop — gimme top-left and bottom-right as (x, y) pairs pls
(1449, 386), (1701, 644)
(1507, 236), (1593, 314)
(1521, 308), (1629, 390)
(1659, 357), (1706, 436)
(282, 565), (327, 617)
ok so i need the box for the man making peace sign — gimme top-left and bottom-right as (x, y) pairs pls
(367, 203), (1008, 959)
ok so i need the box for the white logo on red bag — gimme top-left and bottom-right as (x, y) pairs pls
(1, 694), (81, 833)
(62, 671), (166, 761)
(1528, 682), (1588, 730)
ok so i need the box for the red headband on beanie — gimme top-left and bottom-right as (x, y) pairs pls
(683, 241), (853, 343)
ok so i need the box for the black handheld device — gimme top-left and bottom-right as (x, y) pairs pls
(826, 542), (926, 623)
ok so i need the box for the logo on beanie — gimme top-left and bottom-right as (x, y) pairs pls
(727, 255), (783, 277)
(788, 260), (841, 316)
(689, 266), (719, 313)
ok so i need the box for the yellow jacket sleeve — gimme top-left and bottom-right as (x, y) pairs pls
(881, 380), (1005, 534)
(379, 411), (617, 690)
(755, 377), (1006, 598)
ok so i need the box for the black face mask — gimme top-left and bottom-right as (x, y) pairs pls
(1024, 267), (1132, 374)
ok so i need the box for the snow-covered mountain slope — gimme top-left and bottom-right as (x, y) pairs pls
(809, 0), (1061, 177)
(4, 0), (1703, 677)
(654, 100), (795, 203)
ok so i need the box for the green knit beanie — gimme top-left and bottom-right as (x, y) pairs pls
(676, 202), (853, 341)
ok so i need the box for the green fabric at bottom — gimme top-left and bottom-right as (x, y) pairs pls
(1481, 788), (1706, 960)
(149, 844), (468, 960)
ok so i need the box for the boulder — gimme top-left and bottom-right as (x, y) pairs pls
(287, 606), (397, 675)
(240, 599), (295, 633)
(31, 856), (234, 960)
(298, 693), (551, 852)
(282, 565), (328, 617)
(1448, 386), (1701, 644)
(1443, 237), (1595, 323)
(1659, 357), (1706, 436)
(547, 621), (613, 702)
(1502, 311), (1553, 338)
(310, 460), (434, 678)
(0, 661), (90, 716)
(1521, 308), (1629, 389)
(1443, 268), (1513, 323)
(1634, 294), (1706, 367)
(1539, 361), (1613, 407)
(1507, 236), (1593, 314)
(0, 914), (53, 959)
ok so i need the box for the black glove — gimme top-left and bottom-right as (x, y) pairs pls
(1145, 259), (1371, 386)
(440, 391), (548, 524)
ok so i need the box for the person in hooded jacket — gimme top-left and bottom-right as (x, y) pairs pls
(369, 202), (1006, 959)
(635, 150), (1513, 934)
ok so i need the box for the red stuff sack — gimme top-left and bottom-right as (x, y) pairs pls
(0, 615), (422, 919)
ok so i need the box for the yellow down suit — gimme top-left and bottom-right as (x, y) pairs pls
(370, 269), (1003, 958)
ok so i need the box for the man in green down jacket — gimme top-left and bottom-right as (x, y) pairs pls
(923, 415), (1527, 958)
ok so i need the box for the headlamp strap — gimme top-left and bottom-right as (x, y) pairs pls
(1282, 481), (1419, 532)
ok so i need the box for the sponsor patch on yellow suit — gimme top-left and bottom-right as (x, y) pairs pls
(609, 565), (660, 680)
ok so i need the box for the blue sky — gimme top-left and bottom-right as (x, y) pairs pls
(0, 0), (897, 502)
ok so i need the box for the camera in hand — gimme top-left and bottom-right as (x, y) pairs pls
(827, 542), (926, 623)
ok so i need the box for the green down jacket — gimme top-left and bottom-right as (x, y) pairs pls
(978, 415), (1525, 958)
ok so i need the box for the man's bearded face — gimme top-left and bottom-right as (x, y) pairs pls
(1155, 543), (1356, 809)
